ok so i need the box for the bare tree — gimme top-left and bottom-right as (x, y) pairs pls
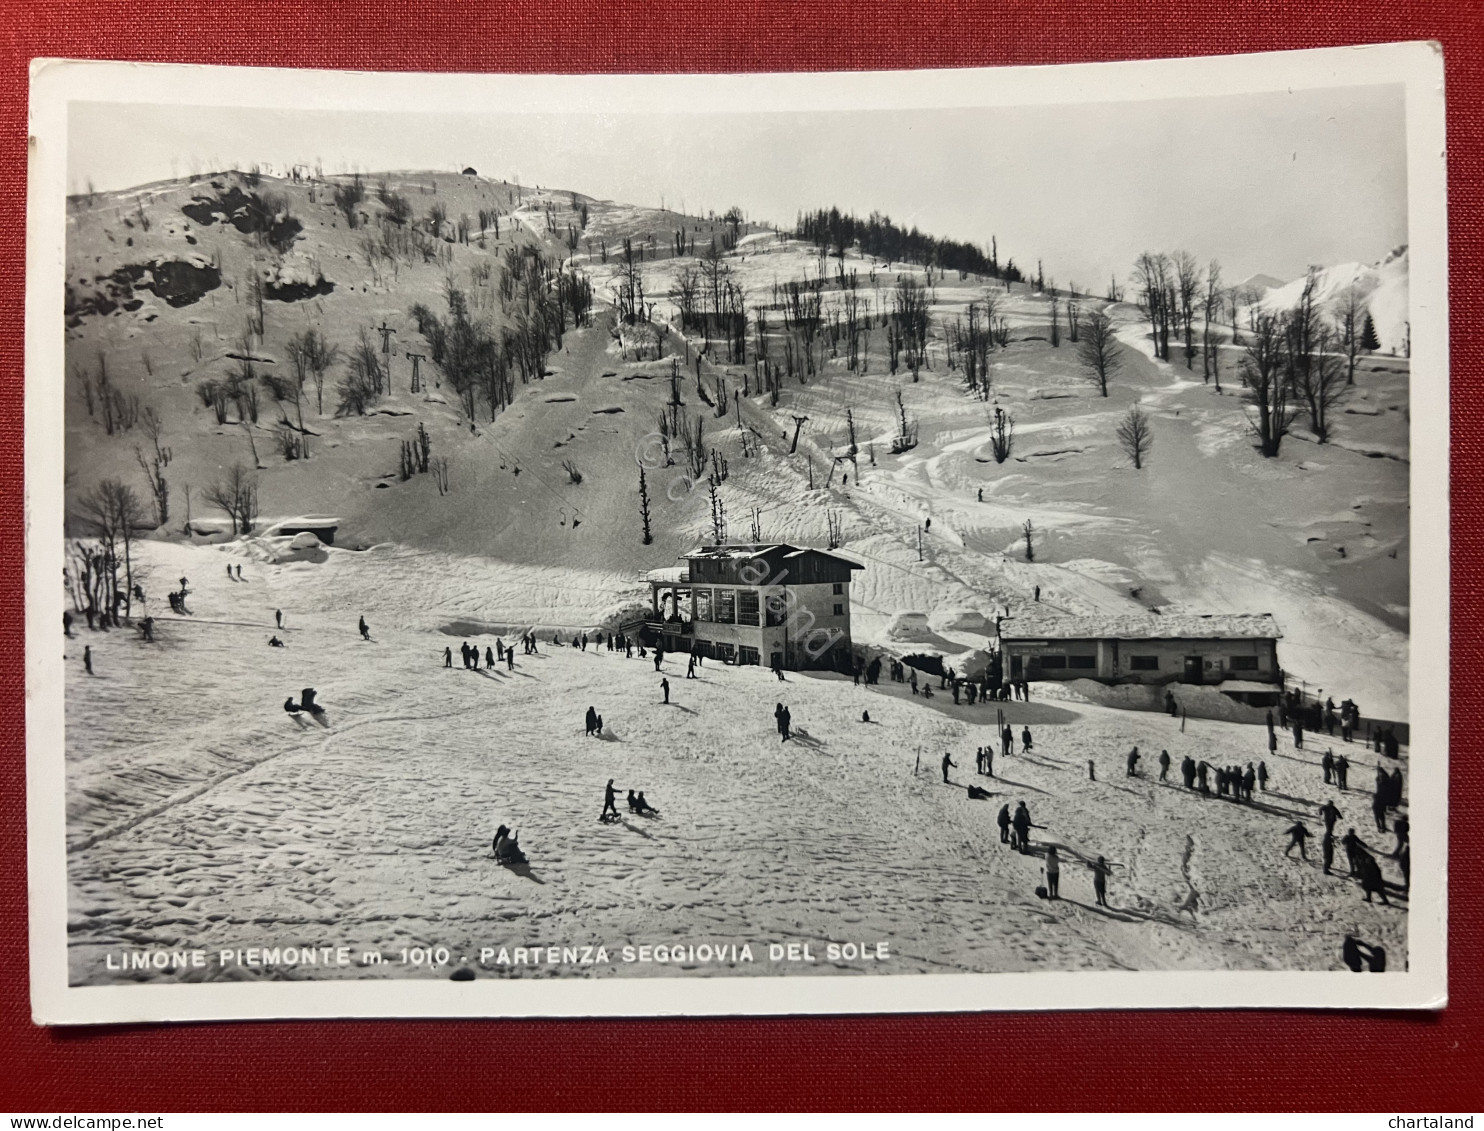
(202, 463), (259, 535)
(1077, 308), (1122, 396)
(133, 407), (170, 526)
(1293, 326), (1349, 442)
(333, 173), (365, 229)
(1173, 251), (1202, 370)
(1336, 285), (1363, 385)
(75, 479), (147, 623)
(430, 455), (451, 495)
(637, 464), (653, 545)
(1116, 404), (1154, 469)
(1241, 310), (1296, 458)
(989, 404), (1015, 463)
(1201, 259), (1224, 387)
(1132, 252), (1173, 361)
(1022, 519), (1035, 562)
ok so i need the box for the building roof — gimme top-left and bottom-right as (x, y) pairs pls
(1000, 611), (1282, 641)
(645, 566), (690, 585)
(679, 543), (865, 570)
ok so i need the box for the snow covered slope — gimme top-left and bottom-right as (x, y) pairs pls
(64, 172), (1411, 718)
(1254, 247), (1410, 355)
(63, 539), (1410, 982)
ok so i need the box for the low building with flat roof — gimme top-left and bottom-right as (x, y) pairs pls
(998, 610), (1282, 691)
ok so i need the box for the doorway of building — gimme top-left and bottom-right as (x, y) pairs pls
(1183, 656), (1204, 684)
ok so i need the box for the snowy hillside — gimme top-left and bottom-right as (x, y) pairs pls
(63, 539), (1410, 982)
(1253, 246), (1410, 356)
(64, 170), (1411, 715)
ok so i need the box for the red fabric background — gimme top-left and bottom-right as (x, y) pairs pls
(1, 0), (1479, 1112)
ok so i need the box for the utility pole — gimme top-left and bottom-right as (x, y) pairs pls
(789, 414), (809, 455)
(378, 322), (397, 354)
(406, 352), (426, 394)
(918, 525), (924, 562)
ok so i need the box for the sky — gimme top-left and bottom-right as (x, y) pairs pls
(68, 83), (1407, 290)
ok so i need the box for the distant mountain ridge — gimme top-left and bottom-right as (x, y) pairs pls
(1250, 246), (1410, 355)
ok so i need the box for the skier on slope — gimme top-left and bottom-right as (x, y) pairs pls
(358, 616), (371, 641)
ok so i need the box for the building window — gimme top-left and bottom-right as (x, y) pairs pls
(833, 603), (843, 616)
(1040, 655), (1068, 669)
(1230, 655), (1259, 671)
(738, 590), (760, 626)
(765, 593), (788, 627)
(1068, 655), (1096, 669)
(738, 646), (760, 666)
(694, 589), (712, 622)
(1130, 655), (1160, 671)
(832, 582), (843, 595)
(716, 590), (736, 624)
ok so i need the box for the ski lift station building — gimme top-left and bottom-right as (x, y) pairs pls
(998, 611), (1283, 694)
(645, 543), (864, 670)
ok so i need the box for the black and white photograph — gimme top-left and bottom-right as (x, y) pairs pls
(24, 45), (1449, 1022)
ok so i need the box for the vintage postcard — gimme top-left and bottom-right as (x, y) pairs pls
(26, 44), (1448, 1023)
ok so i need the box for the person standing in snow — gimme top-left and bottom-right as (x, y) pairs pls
(496, 640), (505, 662)
(506, 647), (515, 671)
(1001, 724), (1014, 759)
(1043, 845), (1061, 899)
(275, 609), (283, 629)
(601, 779), (620, 821)
(1294, 720), (1304, 750)
(358, 616), (371, 641)
(654, 649), (663, 672)
(1012, 802), (1032, 852)
(585, 706), (599, 737)
(1335, 753), (1350, 791)
(444, 645), (453, 668)
(486, 646), (495, 668)
(1181, 755), (1196, 789)
(1021, 726), (1033, 755)
(1322, 830), (1337, 874)
(470, 646), (480, 670)
(1322, 749), (1334, 785)
(780, 705), (792, 742)
(1158, 750), (1171, 781)
(1372, 790), (1389, 834)
(996, 804), (1011, 844)
(661, 677), (670, 704)
(1242, 764), (1257, 801)
(83, 645), (93, 675)
(941, 752), (956, 784)
(1126, 747), (1141, 777)
(1090, 856), (1123, 907)
(1258, 760), (1269, 791)
(687, 654), (697, 679)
